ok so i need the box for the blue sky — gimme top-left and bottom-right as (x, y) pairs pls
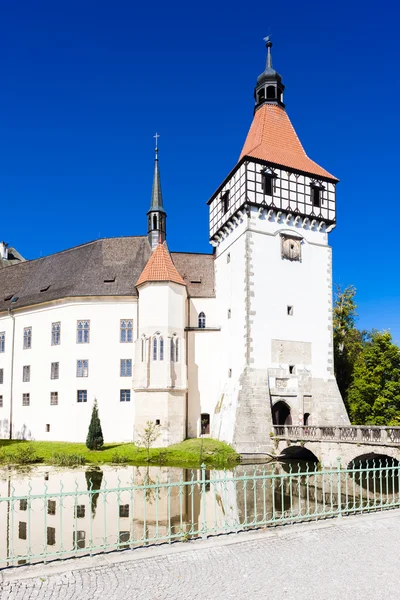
(0, 1), (399, 340)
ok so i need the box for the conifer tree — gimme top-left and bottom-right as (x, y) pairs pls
(86, 399), (104, 450)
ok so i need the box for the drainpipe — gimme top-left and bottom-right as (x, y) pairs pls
(7, 308), (15, 440)
(185, 299), (190, 439)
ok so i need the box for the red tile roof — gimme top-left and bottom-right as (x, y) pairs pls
(239, 104), (337, 181)
(136, 242), (185, 287)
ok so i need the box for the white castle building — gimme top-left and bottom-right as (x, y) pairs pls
(0, 41), (349, 452)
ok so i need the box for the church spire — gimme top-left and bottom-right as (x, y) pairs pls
(254, 37), (285, 111)
(147, 133), (166, 251)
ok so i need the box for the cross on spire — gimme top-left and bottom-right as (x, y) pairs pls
(153, 132), (160, 159)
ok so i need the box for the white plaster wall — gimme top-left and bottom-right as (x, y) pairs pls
(0, 298), (137, 443)
(189, 298), (217, 329)
(248, 207), (331, 377)
(187, 330), (220, 438)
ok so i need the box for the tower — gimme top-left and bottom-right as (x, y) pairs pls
(209, 39), (349, 453)
(147, 135), (166, 251)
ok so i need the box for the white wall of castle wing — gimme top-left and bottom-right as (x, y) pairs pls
(0, 299), (137, 443)
(188, 298), (217, 329)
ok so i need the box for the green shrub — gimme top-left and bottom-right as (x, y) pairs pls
(86, 399), (104, 451)
(50, 452), (86, 467)
(110, 452), (129, 464)
(9, 445), (40, 465)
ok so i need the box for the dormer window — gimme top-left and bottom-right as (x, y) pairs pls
(311, 183), (325, 208)
(221, 190), (230, 214)
(262, 169), (275, 196)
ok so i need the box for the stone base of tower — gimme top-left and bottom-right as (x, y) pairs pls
(311, 378), (350, 426)
(134, 390), (186, 447)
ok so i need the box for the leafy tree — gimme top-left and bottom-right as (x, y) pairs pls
(347, 331), (400, 425)
(333, 284), (363, 406)
(136, 421), (161, 463)
(86, 399), (104, 450)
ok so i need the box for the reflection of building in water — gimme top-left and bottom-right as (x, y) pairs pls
(1, 463), (395, 565)
(0, 466), (235, 565)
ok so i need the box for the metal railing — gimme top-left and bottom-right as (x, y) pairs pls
(272, 425), (400, 445)
(1, 459), (400, 568)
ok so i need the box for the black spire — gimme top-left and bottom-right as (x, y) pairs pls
(254, 37), (285, 111)
(147, 134), (166, 251)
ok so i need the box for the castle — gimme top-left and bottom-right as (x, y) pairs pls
(0, 40), (349, 452)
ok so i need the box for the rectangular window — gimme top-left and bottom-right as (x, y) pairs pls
(51, 362), (59, 380)
(51, 322), (61, 346)
(120, 359), (132, 377)
(221, 190), (230, 214)
(50, 392), (58, 406)
(120, 319), (133, 343)
(77, 359), (89, 377)
(75, 505), (85, 519)
(22, 365), (30, 382)
(47, 500), (56, 515)
(19, 499), (27, 511)
(46, 424), (50, 432)
(287, 306), (294, 316)
(311, 185), (323, 207)
(73, 530), (86, 549)
(19, 521), (27, 540)
(77, 390), (87, 403)
(119, 504), (129, 518)
(0, 369), (3, 384)
(22, 393), (30, 407)
(120, 389), (131, 402)
(0, 331), (4, 353)
(77, 320), (90, 344)
(0, 396), (3, 408)
(23, 327), (32, 349)
(262, 171), (274, 196)
(47, 526), (56, 546)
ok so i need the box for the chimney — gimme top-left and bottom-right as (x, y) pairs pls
(0, 242), (8, 260)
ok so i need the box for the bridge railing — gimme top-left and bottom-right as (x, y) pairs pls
(272, 425), (400, 445)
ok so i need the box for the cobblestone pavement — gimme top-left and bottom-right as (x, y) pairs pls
(1, 510), (400, 600)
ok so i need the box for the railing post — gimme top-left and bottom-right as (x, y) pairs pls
(337, 457), (342, 518)
(200, 463), (207, 539)
(335, 426), (341, 441)
(357, 427), (362, 442)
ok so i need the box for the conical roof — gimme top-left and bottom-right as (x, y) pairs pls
(239, 103), (337, 181)
(136, 242), (185, 287)
(148, 148), (166, 214)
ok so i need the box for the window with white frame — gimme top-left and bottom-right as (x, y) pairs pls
(51, 322), (61, 346)
(159, 336), (164, 361)
(198, 312), (206, 328)
(0, 332), (4, 353)
(77, 360), (89, 377)
(153, 336), (158, 360)
(120, 319), (133, 343)
(77, 390), (87, 403)
(50, 391), (58, 406)
(77, 321), (90, 344)
(170, 338), (175, 362)
(0, 396), (3, 408)
(0, 369), (3, 384)
(120, 359), (132, 377)
(22, 393), (30, 407)
(175, 337), (179, 362)
(120, 389), (131, 402)
(51, 362), (59, 380)
(22, 365), (30, 382)
(152, 334), (164, 360)
(23, 327), (32, 349)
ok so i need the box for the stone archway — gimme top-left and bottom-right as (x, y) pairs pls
(272, 401), (292, 426)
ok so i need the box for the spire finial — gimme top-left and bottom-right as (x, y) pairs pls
(153, 132), (160, 160)
(263, 35), (273, 69)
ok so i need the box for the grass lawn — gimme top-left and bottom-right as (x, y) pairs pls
(0, 438), (239, 468)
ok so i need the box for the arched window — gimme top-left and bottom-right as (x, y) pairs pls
(159, 336), (164, 361)
(201, 413), (210, 435)
(304, 413), (310, 426)
(141, 337), (145, 362)
(170, 338), (175, 362)
(175, 338), (179, 362)
(153, 337), (158, 360)
(267, 85), (275, 99)
(153, 214), (158, 229)
(198, 312), (206, 328)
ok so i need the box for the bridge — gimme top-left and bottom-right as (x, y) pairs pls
(272, 425), (400, 466)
